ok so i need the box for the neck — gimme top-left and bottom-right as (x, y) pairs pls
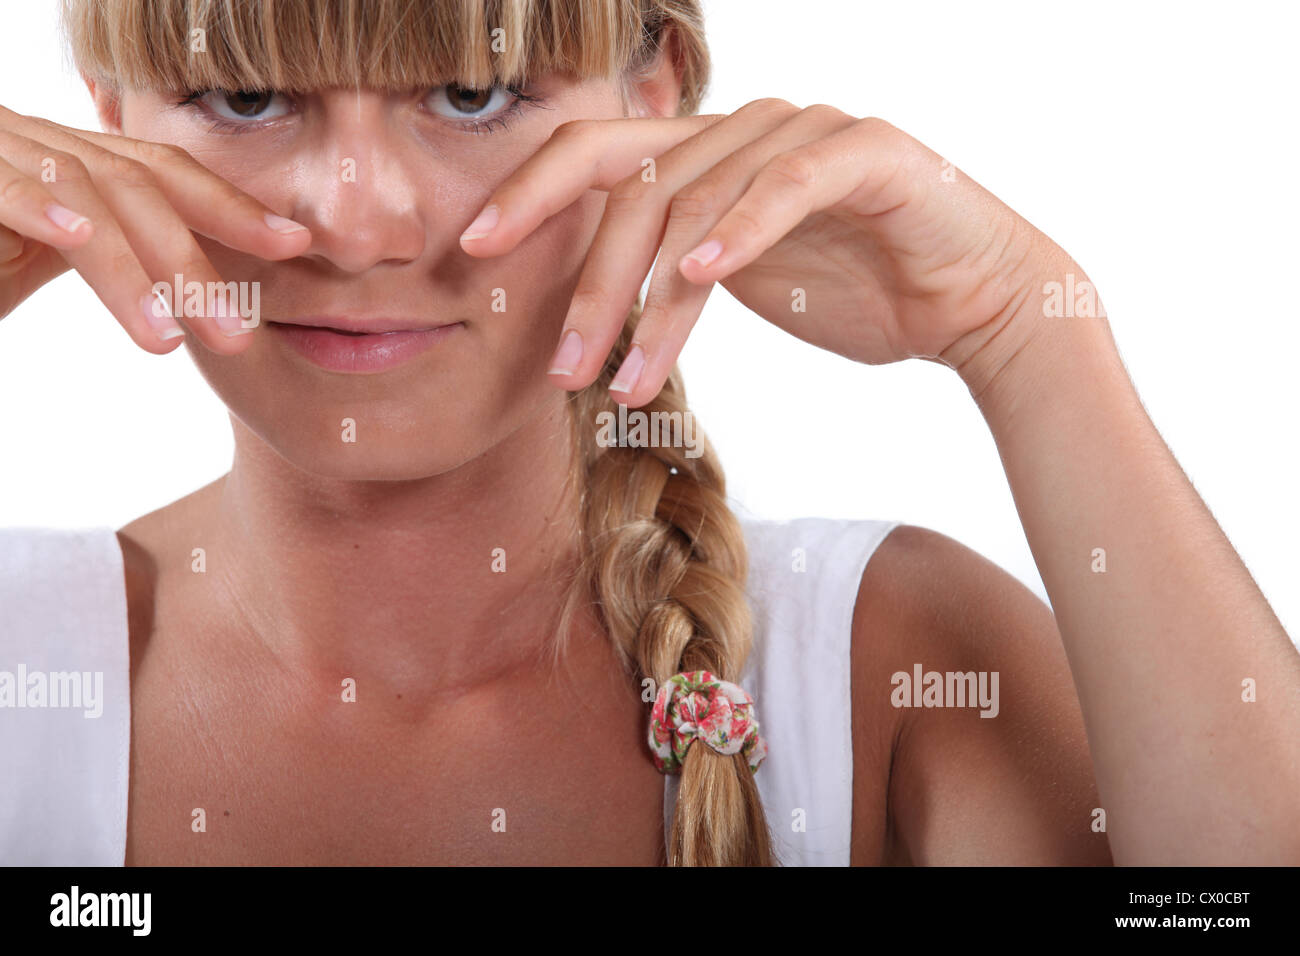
(207, 397), (588, 698)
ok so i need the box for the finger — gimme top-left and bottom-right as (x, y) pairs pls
(547, 101), (802, 391)
(0, 128), (258, 354)
(2, 242), (74, 318)
(457, 111), (729, 256)
(0, 154), (94, 251)
(0, 224), (22, 263)
(602, 106), (859, 407)
(5, 108), (311, 260)
(677, 116), (906, 286)
(0, 133), (186, 353)
(83, 151), (260, 353)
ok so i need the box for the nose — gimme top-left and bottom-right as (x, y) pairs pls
(287, 93), (427, 273)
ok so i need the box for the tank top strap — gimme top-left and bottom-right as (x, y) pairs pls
(663, 515), (900, 865)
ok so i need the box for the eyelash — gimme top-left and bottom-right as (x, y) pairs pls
(458, 89), (545, 135)
(172, 85), (546, 136)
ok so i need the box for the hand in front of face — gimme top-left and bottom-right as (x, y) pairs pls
(0, 104), (311, 355)
(459, 98), (1083, 407)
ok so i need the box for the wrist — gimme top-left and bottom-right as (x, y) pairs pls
(939, 248), (1119, 431)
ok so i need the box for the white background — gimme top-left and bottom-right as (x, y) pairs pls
(1, 1), (1296, 640)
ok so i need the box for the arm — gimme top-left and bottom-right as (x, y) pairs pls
(850, 524), (1112, 865)
(940, 252), (1300, 864)
(453, 103), (1300, 861)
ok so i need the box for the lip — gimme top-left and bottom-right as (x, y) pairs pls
(267, 319), (463, 373)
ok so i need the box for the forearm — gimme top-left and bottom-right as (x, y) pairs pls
(961, 260), (1300, 864)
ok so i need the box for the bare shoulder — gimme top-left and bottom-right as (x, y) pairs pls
(116, 475), (226, 567)
(116, 476), (225, 675)
(849, 524), (1112, 865)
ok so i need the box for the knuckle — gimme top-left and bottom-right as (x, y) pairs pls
(103, 152), (157, 189)
(551, 119), (596, 146)
(801, 103), (848, 123)
(106, 245), (143, 280)
(722, 203), (765, 240)
(29, 148), (90, 185)
(0, 173), (34, 208)
(856, 115), (901, 139)
(163, 224), (204, 259)
(669, 182), (725, 222)
(132, 139), (193, 169)
(743, 97), (798, 118)
(566, 282), (617, 317)
(43, 150), (89, 184)
(607, 175), (652, 208)
(177, 253), (215, 285)
(763, 150), (819, 188)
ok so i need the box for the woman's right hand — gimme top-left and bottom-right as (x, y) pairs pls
(0, 104), (311, 355)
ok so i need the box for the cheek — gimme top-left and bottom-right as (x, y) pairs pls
(179, 184), (608, 480)
(481, 189), (612, 414)
(503, 190), (608, 334)
(120, 100), (614, 476)
(452, 190), (609, 423)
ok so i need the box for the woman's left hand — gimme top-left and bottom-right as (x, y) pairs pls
(459, 97), (1077, 407)
(459, 99), (1300, 867)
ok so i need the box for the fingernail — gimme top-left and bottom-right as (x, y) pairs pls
(682, 237), (723, 268)
(45, 203), (90, 234)
(609, 344), (645, 394)
(264, 212), (308, 234)
(548, 328), (584, 375)
(141, 292), (185, 341)
(460, 204), (499, 241)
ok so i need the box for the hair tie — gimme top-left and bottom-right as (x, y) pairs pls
(648, 670), (767, 774)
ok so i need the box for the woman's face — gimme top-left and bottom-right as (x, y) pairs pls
(108, 78), (629, 480)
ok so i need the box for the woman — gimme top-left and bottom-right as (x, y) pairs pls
(0, 0), (1295, 866)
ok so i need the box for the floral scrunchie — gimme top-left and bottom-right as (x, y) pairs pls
(649, 670), (767, 774)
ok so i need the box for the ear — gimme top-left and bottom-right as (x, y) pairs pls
(84, 75), (124, 134)
(627, 24), (686, 119)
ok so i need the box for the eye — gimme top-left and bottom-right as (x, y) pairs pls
(424, 84), (515, 120)
(198, 90), (293, 123)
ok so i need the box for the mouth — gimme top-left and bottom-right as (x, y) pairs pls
(266, 319), (464, 373)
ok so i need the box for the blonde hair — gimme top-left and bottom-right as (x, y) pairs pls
(62, 0), (775, 867)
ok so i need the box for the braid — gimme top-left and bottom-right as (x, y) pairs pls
(555, 300), (776, 866)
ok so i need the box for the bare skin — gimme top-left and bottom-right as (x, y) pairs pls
(119, 485), (670, 865)
(2, 23), (1295, 864)
(117, 409), (679, 865)
(117, 464), (1109, 865)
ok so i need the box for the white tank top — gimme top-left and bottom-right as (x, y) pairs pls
(0, 515), (898, 866)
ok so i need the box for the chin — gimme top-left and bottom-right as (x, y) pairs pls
(187, 310), (571, 481)
(227, 404), (484, 482)
(218, 378), (566, 483)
